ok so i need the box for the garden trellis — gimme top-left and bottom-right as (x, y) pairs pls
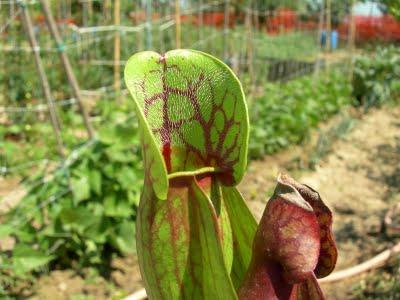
(0, 0), (353, 214)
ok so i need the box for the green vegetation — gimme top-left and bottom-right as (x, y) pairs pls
(249, 69), (353, 159)
(353, 46), (400, 110)
(0, 120), (141, 273)
(352, 266), (400, 299)
(378, 0), (400, 20)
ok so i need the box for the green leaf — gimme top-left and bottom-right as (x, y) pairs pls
(105, 146), (133, 163)
(89, 170), (102, 195)
(189, 180), (237, 299)
(116, 166), (137, 190)
(12, 244), (54, 275)
(136, 180), (237, 300)
(73, 213), (108, 244)
(104, 195), (131, 217)
(59, 207), (101, 233)
(98, 126), (116, 145)
(71, 176), (90, 203)
(222, 186), (257, 288)
(111, 220), (136, 254)
(0, 224), (14, 237)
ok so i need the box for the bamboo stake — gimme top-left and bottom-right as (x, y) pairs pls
(113, 0), (121, 98)
(39, 0), (94, 139)
(198, 0), (203, 42)
(223, 0), (230, 61)
(87, 0), (93, 23)
(245, 2), (254, 94)
(18, 1), (64, 156)
(175, 0), (181, 48)
(103, 0), (111, 23)
(82, 0), (87, 26)
(145, 0), (152, 50)
(325, 0), (331, 52)
(67, 0), (72, 19)
(348, 0), (356, 82)
(56, 1), (61, 21)
(165, 1), (172, 50)
(314, 6), (325, 78)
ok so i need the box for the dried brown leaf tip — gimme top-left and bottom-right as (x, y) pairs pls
(239, 173), (337, 300)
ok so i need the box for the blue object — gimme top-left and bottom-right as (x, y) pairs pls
(320, 30), (339, 50)
(331, 30), (338, 49)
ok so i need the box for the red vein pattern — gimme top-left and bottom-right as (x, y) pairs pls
(130, 52), (246, 184)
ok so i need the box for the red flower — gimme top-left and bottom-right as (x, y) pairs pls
(239, 174), (337, 300)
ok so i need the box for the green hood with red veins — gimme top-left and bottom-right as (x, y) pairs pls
(124, 50), (249, 198)
(125, 49), (256, 299)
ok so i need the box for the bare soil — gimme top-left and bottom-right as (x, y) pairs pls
(3, 106), (400, 299)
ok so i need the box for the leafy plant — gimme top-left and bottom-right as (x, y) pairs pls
(378, 0), (400, 20)
(249, 69), (352, 159)
(309, 113), (355, 169)
(125, 49), (337, 299)
(0, 119), (142, 284)
(351, 265), (400, 299)
(353, 46), (400, 110)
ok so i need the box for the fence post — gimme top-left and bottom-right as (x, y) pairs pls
(18, 0), (64, 156)
(314, 6), (325, 78)
(145, 0), (152, 50)
(325, 0), (331, 52)
(39, 0), (94, 139)
(198, 0), (203, 42)
(103, 0), (111, 23)
(245, 1), (254, 93)
(348, 0), (356, 82)
(175, 0), (181, 48)
(114, 0), (121, 98)
(223, 0), (230, 61)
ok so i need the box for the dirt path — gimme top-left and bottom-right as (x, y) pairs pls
(240, 106), (400, 299)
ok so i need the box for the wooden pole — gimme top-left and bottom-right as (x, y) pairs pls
(175, 0), (181, 48)
(19, 1), (64, 156)
(145, 0), (152, 49)
(245, 1), (254, 91)
(39, 0), (94, 139)
(348, 0), (356, 82)
(223, 0), (230, 61)
(165, 1), (172, 50)
(114, 0), (121, 97)
(87, 0), (93, 23)
(314, 5), (325, 78)
(82, 0), (87, 26)
(325, 0), (332, 52)
(198, 0), (203, 42)
(103, 0), (111, 23)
